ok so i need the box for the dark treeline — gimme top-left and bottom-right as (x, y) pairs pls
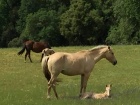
(0, 0), (140, 47)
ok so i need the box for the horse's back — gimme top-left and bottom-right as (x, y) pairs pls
(24, 40), (51, 53)
(48, 51), (92, 66)
(25, 40), (34, 44)
(48, 52), (85, 62)
(48, 52), (68, 63)
(47, 52), (90, 75)
(25, 40), (34, 48)
(32, 42), (50, 53)
(80, 92), (93, 99)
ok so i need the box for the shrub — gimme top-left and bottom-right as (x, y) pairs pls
(8, 38), (21, 47)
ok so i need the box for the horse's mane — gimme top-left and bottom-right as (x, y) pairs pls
(76, 45), (108, 53)
(89, 45), (108, 51)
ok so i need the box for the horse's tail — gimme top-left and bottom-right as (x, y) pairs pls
(18, 45), (26, 55)
(41, 56), (61, 82)
(42, 56), (51, 81)
(40, 49), (46, 62)
(40, 53), (44, 62)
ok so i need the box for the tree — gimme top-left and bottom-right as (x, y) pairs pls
(21, 9), (66, 46)
(0, 0), (20, 47)
(60, 0), (114, 45)
(17, 0), (43, 34)
(106, 0), (140, 44)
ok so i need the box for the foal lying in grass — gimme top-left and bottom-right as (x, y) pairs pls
(80, 84), (112, 99)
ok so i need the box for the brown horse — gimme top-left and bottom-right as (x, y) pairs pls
(41, 45), (117, 99)
(18, 40), (51, 62)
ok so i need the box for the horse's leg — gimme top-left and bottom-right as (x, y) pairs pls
(52, 84), (58, 99)
(47, 75), (58, 99)
(47, 82), (52, 99)
(80, 73), (90, 97)
(40, 53), (44, 62)
(25, 52), (28, 63)
(79, 74), (84, 97)
(47, 84), (58, 99)
(28, 50), (32, 63)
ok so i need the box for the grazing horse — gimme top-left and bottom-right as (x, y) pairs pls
(80, 84), (112, 99)
(40, 48), (55, 62)
(41, 45), (117, 99)
(18, 40), (51, 62)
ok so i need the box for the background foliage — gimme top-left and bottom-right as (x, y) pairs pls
(0, 0), (140, 47)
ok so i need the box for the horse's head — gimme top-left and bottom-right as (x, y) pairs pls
(42, 48), (55, 56)
(104, 46), (117, 65)
(40, 48), (55, 62)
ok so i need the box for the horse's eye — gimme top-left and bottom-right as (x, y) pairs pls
(111, 52), (114, 55)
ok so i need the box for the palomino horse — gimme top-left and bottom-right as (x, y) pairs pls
(40, 48), (55, 62)
(80, 84), (112, 99)
(18, 40), (51, 62)
(41, 45), (117, 99)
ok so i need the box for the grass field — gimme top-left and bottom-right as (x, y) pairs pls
(0, 45), (140, 105)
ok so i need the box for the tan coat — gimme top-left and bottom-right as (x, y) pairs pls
(81, 84), (112, 99)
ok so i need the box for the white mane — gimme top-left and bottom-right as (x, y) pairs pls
(89, 45), (108, 51)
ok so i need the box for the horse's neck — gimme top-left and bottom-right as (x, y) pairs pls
(89, 48), (106, 64)
(102, 89), (110, 97)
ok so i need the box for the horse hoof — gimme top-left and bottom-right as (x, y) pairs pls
(47, 96), (51, 99)
(79, 94), (82, 98)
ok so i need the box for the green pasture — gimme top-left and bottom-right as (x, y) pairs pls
(0, 45), (140, 105)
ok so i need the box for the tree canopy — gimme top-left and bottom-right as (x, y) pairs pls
(0, 0), (140, 47)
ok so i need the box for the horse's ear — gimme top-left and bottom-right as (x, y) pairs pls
(106, 84), (112, 87)
(43, 49), (45, 53)
(108, 46), (110, 50)
(51, 50), (55, 54)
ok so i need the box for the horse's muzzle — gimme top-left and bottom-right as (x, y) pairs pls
(113, 61), (117, 65)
